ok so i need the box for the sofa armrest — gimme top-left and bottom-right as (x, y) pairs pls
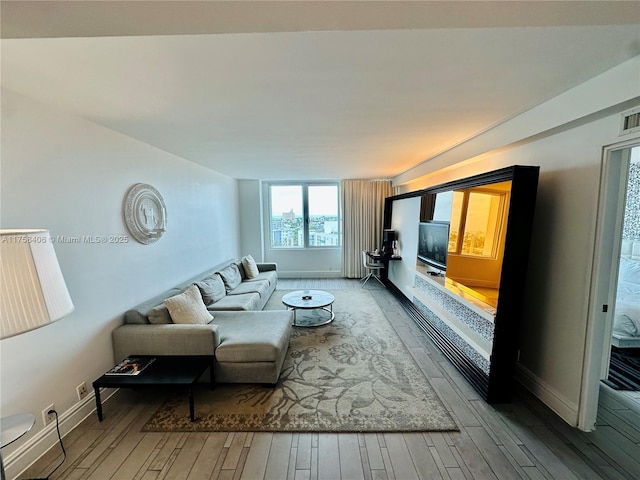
(112, 323), (219, 362)
(257, 262), (277, 272)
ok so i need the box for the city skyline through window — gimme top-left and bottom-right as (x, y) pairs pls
(269, 183), (341, 248)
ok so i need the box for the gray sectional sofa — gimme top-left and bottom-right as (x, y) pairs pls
(112, 259), (293, 385)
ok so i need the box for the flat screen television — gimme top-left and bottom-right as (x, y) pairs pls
(417, 221), (449, 271)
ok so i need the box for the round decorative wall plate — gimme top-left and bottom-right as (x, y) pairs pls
(123, 183), (167, 244)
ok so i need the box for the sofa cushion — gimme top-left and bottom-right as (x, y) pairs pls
(242, 255), (260, 279)
(228, 279), (271, 298)
(148, 304), (172, 324)
(164, 285), (214, 325)
(195, 274), (226, 306)
(219, 264), (242, 292)
(243, 270), (277, 287)
(207, 292), (260, 311)
(124, 308), (152, 325)
(214, 311), (292, 363)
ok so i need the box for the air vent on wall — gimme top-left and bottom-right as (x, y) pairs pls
(620, 107), (640, 136)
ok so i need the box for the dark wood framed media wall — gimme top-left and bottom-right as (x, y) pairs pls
(383, 165), (539, 402)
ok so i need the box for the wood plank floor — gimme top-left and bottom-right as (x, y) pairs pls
(618, 389), (640, 410)
(19, 279), (640, 480)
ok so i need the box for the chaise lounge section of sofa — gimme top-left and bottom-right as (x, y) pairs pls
(112, 258), (293, 385)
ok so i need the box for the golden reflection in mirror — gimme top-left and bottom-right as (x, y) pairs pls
(446, 181), (512, 310)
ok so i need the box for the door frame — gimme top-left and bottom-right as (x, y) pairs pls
(579, 138), (638, 430)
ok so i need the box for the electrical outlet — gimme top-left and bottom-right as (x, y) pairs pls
(42, 404), (55, 426)
(76, 382), (88, 400)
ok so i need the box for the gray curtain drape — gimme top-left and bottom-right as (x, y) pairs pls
(341, 179), (393, 278)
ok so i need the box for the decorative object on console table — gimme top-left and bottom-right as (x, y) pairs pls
(382, 229), (396, 256)
(0, 229), (74, 480)
(123, 183), (167, 244)
(391, 239), (400, 258)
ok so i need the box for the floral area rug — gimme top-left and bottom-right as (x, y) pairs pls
(142, 289), (458, 432)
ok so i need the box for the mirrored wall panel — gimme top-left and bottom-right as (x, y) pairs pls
(418, 180), (512, 312)
(384, 166), (539, 402)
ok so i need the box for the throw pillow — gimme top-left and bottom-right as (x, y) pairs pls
(195, 274), (227, 306)
(148, 304), (172, 324)
(218, 264), (242, 292)
(234, 260), (247, 279)
(164, 285), (213, 325)
(242, 254), (260, 279)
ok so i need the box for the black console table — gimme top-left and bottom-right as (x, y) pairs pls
(367, 251), (402, 281)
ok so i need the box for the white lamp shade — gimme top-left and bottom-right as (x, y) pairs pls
(0, 229), (74, 339)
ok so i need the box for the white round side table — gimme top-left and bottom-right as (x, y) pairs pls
(1, 413), (35, 480)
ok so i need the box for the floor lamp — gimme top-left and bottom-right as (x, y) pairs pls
(0, 229), (74, 480)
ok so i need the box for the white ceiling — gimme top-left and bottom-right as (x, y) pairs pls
(2, 1), (640, 181)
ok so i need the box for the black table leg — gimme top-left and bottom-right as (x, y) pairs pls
(188, 387), (195, 422)
(210, 357), (215, 390)
(94, 385), (103, 421)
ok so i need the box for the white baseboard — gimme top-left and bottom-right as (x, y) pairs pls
(515, 362), (580, 427)
(279, 271), (342, 278)
(4, 388), (116, 480)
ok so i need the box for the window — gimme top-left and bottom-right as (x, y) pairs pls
(269, 183), (341, 249)
(449, 189), (505, 258)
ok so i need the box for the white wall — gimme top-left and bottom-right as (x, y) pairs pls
(393, 57), (640, 428)
(388, 196), (421, 298)
(264, 248), (342, 277)
(0, 89), (241, 476)
(238, 180), (264, 261)
(468, 116), (621, 423)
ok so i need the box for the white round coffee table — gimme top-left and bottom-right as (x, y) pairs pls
(282, 290), (335, 327)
